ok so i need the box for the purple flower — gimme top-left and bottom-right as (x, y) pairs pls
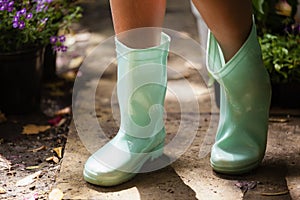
(50, 36), (57, 44)
(7, 1), (13, 7)
(26, 13), (33, 20)
(12, 21), (18, 28)
(13, 16), (18, 22)
(53, 46), (61, 52)
(5, 1), (13, 12)
(15, 11), (21, 17)
(35, 4), (44, 12)
(18, 20), (25, 29)
(58, 35), (66, 42)
(61, 45), (68, 52)
(40, 17), (48, 24)
(34, 0), (52, 12)
(20, 8), (26, 15)
(0, 5), (6, 11)
(7, 6), (12, 12)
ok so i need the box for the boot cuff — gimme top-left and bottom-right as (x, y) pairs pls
(206, 20), (261, 80)
(115, 32), (170, 61)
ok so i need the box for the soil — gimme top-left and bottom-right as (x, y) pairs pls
(0, 75), (75, 200)
(0, 2), (108, 199)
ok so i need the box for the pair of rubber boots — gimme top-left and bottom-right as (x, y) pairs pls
(83, 23), (271, 186)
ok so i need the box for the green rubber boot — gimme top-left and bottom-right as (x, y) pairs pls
(207, 22), (272, 174)
(83, 32), (170, 186)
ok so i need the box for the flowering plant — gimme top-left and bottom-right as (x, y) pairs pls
(252, 0), (300, 84)
(252, 0), (299, 35)
(0, 0), (82, 53)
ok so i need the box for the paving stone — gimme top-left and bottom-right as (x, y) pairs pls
(53, 1), (300, 199)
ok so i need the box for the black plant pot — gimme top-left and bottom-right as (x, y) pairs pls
(271, 82), (300, 109)
(43, 44), (57, 81)
(214, 82), (300, 109)
(0, 47), (44, 114)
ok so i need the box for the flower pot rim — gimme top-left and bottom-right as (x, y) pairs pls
(0, 46), (44, 56)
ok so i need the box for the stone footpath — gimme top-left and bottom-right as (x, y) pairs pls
(51, 1), (300, 199)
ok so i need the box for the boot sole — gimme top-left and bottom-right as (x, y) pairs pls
(83, 142), (164, 187)
(210, 159), (261, 175)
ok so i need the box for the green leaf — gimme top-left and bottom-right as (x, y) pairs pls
(252, 0), (265, 14)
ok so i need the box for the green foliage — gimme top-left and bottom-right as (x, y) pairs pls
(252, 0), (298, 35)
(0, 0), (82, 53)
(259, 33), (300, 83)
(253, 0), (300, 84)
(252, 0), (265, 14)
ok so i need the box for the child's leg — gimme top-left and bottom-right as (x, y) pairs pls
(192, 0), (272, 174)
(83, 0), (170, 186)
(192, 0), (252, 61)
(110, 0), (166, 48)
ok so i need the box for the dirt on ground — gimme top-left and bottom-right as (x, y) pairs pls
(0, 75), (75, 200)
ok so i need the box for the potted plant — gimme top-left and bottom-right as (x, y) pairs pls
(259, 32), (300, 108)
(253, 0), (300, 108)
(0, 0), (82, 114)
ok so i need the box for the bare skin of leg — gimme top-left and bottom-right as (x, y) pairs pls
(192, 0), (253, 62)
(110, 0), (252, 58)
(110, 0), (166, 48)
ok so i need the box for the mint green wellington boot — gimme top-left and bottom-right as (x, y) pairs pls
(83, 33), (170, 186)
(207, 23), (272, 174)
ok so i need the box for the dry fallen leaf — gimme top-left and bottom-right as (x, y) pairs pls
(22, 124), (51, 135)
(46, 156), (53, 162)
(28, 145), (46, 152)
(48, 116), (63, 126)
(25, 165), (41, 170)
(53, 147), (63, 158)
(16, 171), (42, 187)
(48, 116), (66, 127)
(46, 156), (59, 164)
(48, 188), (64, 200)
(55, 107), (71, 116)
(0, 187), (6, 194)
(269, 117), (289, 123)
(53, 156), (59, 164)
(261, 191), (289, 196)
(56, 118), (66, 127)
